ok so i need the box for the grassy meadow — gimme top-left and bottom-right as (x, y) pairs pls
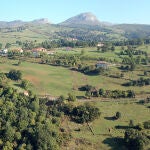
(1, 44), (150, 97)
(1, 57), (150, 97)
(0, 45), (150, 149)
(63, 100), (149, 150)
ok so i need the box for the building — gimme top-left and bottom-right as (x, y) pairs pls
(0, 49), (8, 56)
(97, 42), (104, 47)
(24, 91), (29, 96)
(46, 50), (55, 55)
(32, 47), (47, 57)
(11, 48), (23, 53)
(0, 49), (8, 54)
(96, 61), (109, 69)
(32, 47), (47, 52)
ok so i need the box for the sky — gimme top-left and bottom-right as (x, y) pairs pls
(0, 0), (150, 24)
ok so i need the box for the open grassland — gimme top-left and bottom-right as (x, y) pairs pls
(0, 46), (150, 150)
(62, 100), (150, 150)
(1, 54), (150, 97)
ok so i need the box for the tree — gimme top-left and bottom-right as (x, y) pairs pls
(124, 129), (150, 150)
(72, 103), (100, 123)
(99, 88), (104, 96)
(144, 71), (148, 76)
(111, 46), (115, 51)
(36, 123), (59, 150)
(4, 123), (15, 142)
(115, 112), (121, 119)
(21, 80), (29, 90)
(5, 43), (11, 48)
(7, 70), (22, 80)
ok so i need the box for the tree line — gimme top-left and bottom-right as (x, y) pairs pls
(123, 77), (150, 86)
(79, 85), (135, 99)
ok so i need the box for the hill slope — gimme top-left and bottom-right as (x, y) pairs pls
(0, 13), (150, 45)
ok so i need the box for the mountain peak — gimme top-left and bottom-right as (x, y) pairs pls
(60, 12), (100, 26)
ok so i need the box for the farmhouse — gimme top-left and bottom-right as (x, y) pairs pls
(97, 42), (104, 47)
(0, 49), (8, 54)
(24, 91), (29, 96)
(96, 61), (109, 69)
(32, 47), (47, 57)
(11, 48), (23, 53)
(32, 47), (47, 52)
(47, 50), (55, 55)
(0, 49), (8, 56)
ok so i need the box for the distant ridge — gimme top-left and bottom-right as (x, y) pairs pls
(0, 18), (51, 28)
(0, 12), (150, 42)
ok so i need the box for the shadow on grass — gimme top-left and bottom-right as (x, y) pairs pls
(104, 116), (116, 121)
(115, 125), (130, 130)
(12, 63), (19, 66)
(14, 83), (22, 88)
(76, 96), (85, 99)
(103, 137), (127, 150)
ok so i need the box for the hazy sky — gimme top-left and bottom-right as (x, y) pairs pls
(1, 0), (150, 24)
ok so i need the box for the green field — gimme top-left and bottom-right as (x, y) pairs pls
(1, 44), (150, 97)
(62, 100), (150, 150)
(0, 46), (150, 149)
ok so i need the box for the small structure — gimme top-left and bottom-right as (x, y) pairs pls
(97, 42), (104, 48)
(11, 48), (23, 53)
(0, 49), (8, 54)
(32, 47), (47, 57)
(32, 47), (47, 52)
(96, 61), (109, 69)
(24, 91), (29, 96)
(47, 50), (55, 55)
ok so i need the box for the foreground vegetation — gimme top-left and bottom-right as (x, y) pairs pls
(0, 40), (150, 149)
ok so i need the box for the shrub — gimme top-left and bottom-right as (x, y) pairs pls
(68, 93), (76, 102)
(129, 120), (134, 127)
(143, 120), (150, 129)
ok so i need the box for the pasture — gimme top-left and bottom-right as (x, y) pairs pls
(1, 51), (150, 97)
(62, 100), (150, 150)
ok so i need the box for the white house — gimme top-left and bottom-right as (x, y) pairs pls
(96, 61), (109, 69)
(97, 42), (104, 47)
(0, 49), (8, 54)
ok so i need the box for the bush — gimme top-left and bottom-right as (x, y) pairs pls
(68, 93), (76, 102)
(129, 120), (134, 127)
